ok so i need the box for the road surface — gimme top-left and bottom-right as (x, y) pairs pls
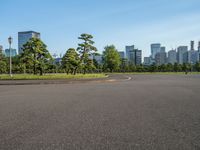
(0, 74), (200, 150)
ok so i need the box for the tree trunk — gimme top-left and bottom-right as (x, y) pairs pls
(73, 67), (78, 75)
(33, 53), (36, 75)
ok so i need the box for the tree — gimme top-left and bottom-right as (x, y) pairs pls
(62, 48), (79, 74)
(194, 62), (200, 72)
(0, 50), (7, 74)
(103, 45), (121, 72)
(166, 63), (173, 72)
(174, 63), (182, 72)
(76, 33), (97, 74)
(20, 38), (52, 75)
(0, 61), (7, 74)
(149, 63), (158, 72)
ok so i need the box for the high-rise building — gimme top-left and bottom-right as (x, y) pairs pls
(18, 31), (40, 54)
(118, 51), (125, 59)
(126, 45), (134, 60)
(190, 41), (194, 51)
(188, 50), (199, 64)
(151, 43), (161, 59)
(127, 48), (142, 65)
(198, 41), (200, 60)
(188, 41), (199, 64)
(0, 45), (3, 53)
(143, 57), (151, 66)
(161, 47), (166, 53)
(155, 52), (167, 65)
(168, 50), (177, 64)
(5, 48), (17, 57)
(177, 46), (188, 64)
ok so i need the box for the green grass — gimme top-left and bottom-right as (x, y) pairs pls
(0, 74), (107, 80)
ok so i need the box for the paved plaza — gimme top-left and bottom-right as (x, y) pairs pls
(0, 74), (200, 149)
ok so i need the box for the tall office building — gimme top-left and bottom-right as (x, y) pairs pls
(155, 52), (167, 65)
(126, 45), (134, 60)
(177, 46), (188, 64)
(198, 41), (200, 60)
(188, 51), (199, 64)
(190, 41), (194, 51)
(187, 41), (199, 64)
(151, 43), (161, 59)
(168, 50), (177, 64)
(143, 57), (151, 66)
(126, 45), (142, 65)
(160, 47), (166, 53)
(18, 31), (40, 54)
(118, 51), (125, 59)
(130, 49), (142, 65)
(198, 41), (200, 52)
(0, 45), (3, 53)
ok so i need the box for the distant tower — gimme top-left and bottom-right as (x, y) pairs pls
(198, 41), (200, 52)
(0, 45), (3, 53)
(191, 41), (194, 51)
(18, 31), (40, 54)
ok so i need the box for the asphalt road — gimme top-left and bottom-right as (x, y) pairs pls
(0, 74), (200, 150)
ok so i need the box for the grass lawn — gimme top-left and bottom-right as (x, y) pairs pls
(0, 74), (107, 80)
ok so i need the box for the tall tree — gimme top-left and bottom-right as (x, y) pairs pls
(103, 45), (121, 72)
(20, 38), (52, 75)
(194, 62), (200, 72)
(0, 50), (7, 74)
(62, 48), (79, 74)
(76, 33), (97, 74)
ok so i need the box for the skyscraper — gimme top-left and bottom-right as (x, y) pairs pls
(155, 52), (167, 65)
(143, 57), (151, 66)
(198, 41), (200, 60)
(125, 45), (134, 60)
(177, 46), (188, 64)
(0, 45), (3, 53)
(188, 41), (199, 64)
(135, 50), (142, 65)
(118, 51), (125, 59)
(168, 50), (177, 64)
(151, 43), (161, 59)
(160, 47), (166, 53)
(190, 41), (194, 51)
(126, 45), (142, 65)
(18, 31), (40, 54)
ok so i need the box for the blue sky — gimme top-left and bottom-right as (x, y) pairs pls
(1, 0), (200, 57)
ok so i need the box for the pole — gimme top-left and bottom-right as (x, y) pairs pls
(8, 37), (12, 77)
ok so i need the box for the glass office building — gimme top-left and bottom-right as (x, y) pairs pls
(18, 31), (40, 54)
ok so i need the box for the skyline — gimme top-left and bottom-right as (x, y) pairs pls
(1, 0), (200, 57)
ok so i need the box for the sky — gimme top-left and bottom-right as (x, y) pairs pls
(1, 0), (200, 58)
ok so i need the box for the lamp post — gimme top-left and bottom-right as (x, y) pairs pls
(8, 36), (13, 77)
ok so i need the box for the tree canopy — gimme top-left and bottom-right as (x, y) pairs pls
(20, 37), (52, 75)
(103, 45), (121, 72)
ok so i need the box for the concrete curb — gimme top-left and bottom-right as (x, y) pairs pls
(0, 75), (132, 86)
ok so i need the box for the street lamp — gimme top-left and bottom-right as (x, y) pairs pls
(8, 36), (13, 77)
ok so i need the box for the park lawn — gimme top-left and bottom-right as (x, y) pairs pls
(0, 74), (107, 80)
